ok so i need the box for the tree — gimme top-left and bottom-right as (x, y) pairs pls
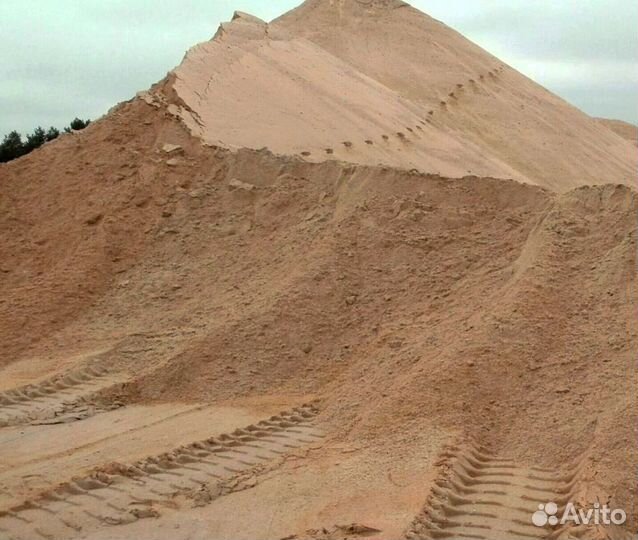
(24, 126), (47, 152)
(0, 131), (24, 163)
(64, 118), (90, 133)
(71, 118), (90, 130)
(46, 127), (60, 141)
(0, 116), (91, 164)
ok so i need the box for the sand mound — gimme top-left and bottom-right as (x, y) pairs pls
(161, 13), (521, 181)
(139, 0), (636, 192)
(1, 96), (636, 526)
(273, 0), (637, 192)
(597, 118), (638, 145)
(0, 0), (636, 536)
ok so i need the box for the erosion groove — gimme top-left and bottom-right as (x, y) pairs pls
(0, 365), (126, 428)
(406, 444), (583, 540)
(0, 404), (323, 540)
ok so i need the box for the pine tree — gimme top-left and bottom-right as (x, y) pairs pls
(24, 127), (47, 152)
(0, 131), (24, 163)
(46, 127), (60, 141)
(65, 118), (90, 132)
(0, 116), (91, 164)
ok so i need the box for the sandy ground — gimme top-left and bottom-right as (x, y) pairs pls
(158, 2), (637, 192)
(76, 435), (448, 540)
(596, 118), (638, 145)
(0, 403), (279, 506)
(0, 0), (636, 539)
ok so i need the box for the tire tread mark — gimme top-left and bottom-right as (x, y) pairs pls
(405, 443), (583, 540)
(0, 366), (125, 428)
(0, 403), (323, 540)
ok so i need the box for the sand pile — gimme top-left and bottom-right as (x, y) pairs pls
(141, 0), (637, 192)
(0, 0), (636, 537)
(159, 11), (520, 181)
(597, 118), (638, 145)
(1, 98), (636, 527)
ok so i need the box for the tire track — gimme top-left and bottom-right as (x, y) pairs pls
(406, 443), (582, 540)
(0, 404), (324, 540)
(0, 365), (128, 428)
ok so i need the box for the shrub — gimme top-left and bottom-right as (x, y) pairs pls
(64, 118), (91, 133)
(46, 127), (60, 141)
(24, 127), (47, 152)
(0, 117), (90, 164)
(0, 131), (25, 163)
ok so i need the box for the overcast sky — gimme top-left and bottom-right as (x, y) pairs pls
(1, 0), (636, 136)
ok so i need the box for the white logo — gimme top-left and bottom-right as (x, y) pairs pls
(532, 501), (626, 527)
(532, 502), (559, 527)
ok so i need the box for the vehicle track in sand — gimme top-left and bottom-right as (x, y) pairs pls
(0, 365), (127, 428)
(299, 65), (507, 159)
(406, 443), (583, 540)
(0, 404), (324, 540)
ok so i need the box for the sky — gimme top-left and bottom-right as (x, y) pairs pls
(1, 0), (636, 136)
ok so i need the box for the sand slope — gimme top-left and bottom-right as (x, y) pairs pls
(166, 12), (521, 181)
(0, 1), (636, 537)
(148, 0), (636, 192)
(1, 98), (636, 532)
(597, 118), (638, 145)
(274, 0), (637, 192)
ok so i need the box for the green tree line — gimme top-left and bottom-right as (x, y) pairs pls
(0, 118), (91, 163)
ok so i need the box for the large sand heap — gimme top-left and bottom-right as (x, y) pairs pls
(0, 1), (636, 538)
(596, 118), (638, 146)
(149, 0), (638, 193)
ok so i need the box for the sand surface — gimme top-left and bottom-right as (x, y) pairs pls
(0, 1), (636, 539)
(596, 118), (638, 145)
(158, 2), (637, 192)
